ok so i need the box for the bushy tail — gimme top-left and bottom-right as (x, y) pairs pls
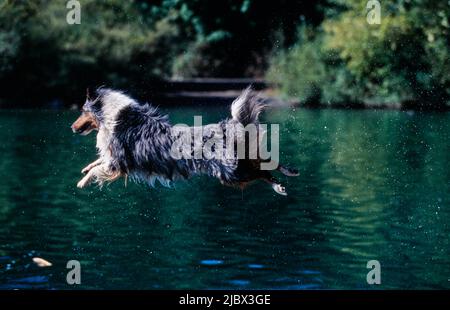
(231, 87), (266, 126)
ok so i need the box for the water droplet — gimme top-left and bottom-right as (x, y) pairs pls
(248, 264), (264, 269)
(200, 259), (223, 266)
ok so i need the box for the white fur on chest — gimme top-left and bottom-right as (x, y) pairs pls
(95, 90), (136, 161)
(96, 127), (111, 160)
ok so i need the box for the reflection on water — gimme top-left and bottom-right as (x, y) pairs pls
(0, 107), (449, 289)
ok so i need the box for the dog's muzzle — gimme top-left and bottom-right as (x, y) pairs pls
(71, 112), (98, 135)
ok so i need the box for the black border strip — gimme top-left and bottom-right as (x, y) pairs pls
(1, 290), (449, 307)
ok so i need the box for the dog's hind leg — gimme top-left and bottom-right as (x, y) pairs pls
(263, 175), (287, 196)
(277, 165), (299, 177)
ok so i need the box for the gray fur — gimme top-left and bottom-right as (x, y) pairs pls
(80, 87), (265, 188)
(231, 86), (267, 126)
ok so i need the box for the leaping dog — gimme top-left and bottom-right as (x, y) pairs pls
(71, 87), (299, 195)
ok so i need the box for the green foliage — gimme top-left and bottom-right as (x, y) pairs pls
(267, 28), (326, 105)
(268, 0), (450, 108)
(0, 0), (329, 105)
(172, 34), (232, 78)
(2, 0), (448, 108)
(0, 0), (188, 103)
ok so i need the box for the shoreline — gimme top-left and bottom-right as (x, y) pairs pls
(1, 93), (449, 112)
(0, 78), (448, 112)
(1, 97), (449, 112)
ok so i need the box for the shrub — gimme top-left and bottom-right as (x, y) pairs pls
(267, 1), (450, 109)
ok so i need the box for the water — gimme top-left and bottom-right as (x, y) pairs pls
(0, 107), (449, 289)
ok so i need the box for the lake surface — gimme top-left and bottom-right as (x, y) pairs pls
(0, 107), (449, 289)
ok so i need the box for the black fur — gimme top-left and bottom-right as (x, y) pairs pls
(74, 87), (298, 195)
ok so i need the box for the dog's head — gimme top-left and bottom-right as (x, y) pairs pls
(71, 87), (140, 136)
(71, 89), (102, 136)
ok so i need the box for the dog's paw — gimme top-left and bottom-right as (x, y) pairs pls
(272, 184), (287, 196)
(77, 179), (89, 189)
(81, 166), (90, 174)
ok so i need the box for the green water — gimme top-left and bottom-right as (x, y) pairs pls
(0, 107), (449, 289)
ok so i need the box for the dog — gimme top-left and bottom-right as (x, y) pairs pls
(71, 87), (299, 195)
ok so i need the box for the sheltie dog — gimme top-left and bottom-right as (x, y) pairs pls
(71, 87), (298, 195)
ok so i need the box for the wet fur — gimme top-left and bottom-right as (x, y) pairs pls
(72, 87), (298, 195)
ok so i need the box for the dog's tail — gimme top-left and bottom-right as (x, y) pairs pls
(231, 87), (266, 126)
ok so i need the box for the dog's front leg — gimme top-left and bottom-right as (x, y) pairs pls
(77, 165), (105, 188)
(77, 168), (96, 189)
(81, 158), (102, 174)
(77, 164), (122, 189)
